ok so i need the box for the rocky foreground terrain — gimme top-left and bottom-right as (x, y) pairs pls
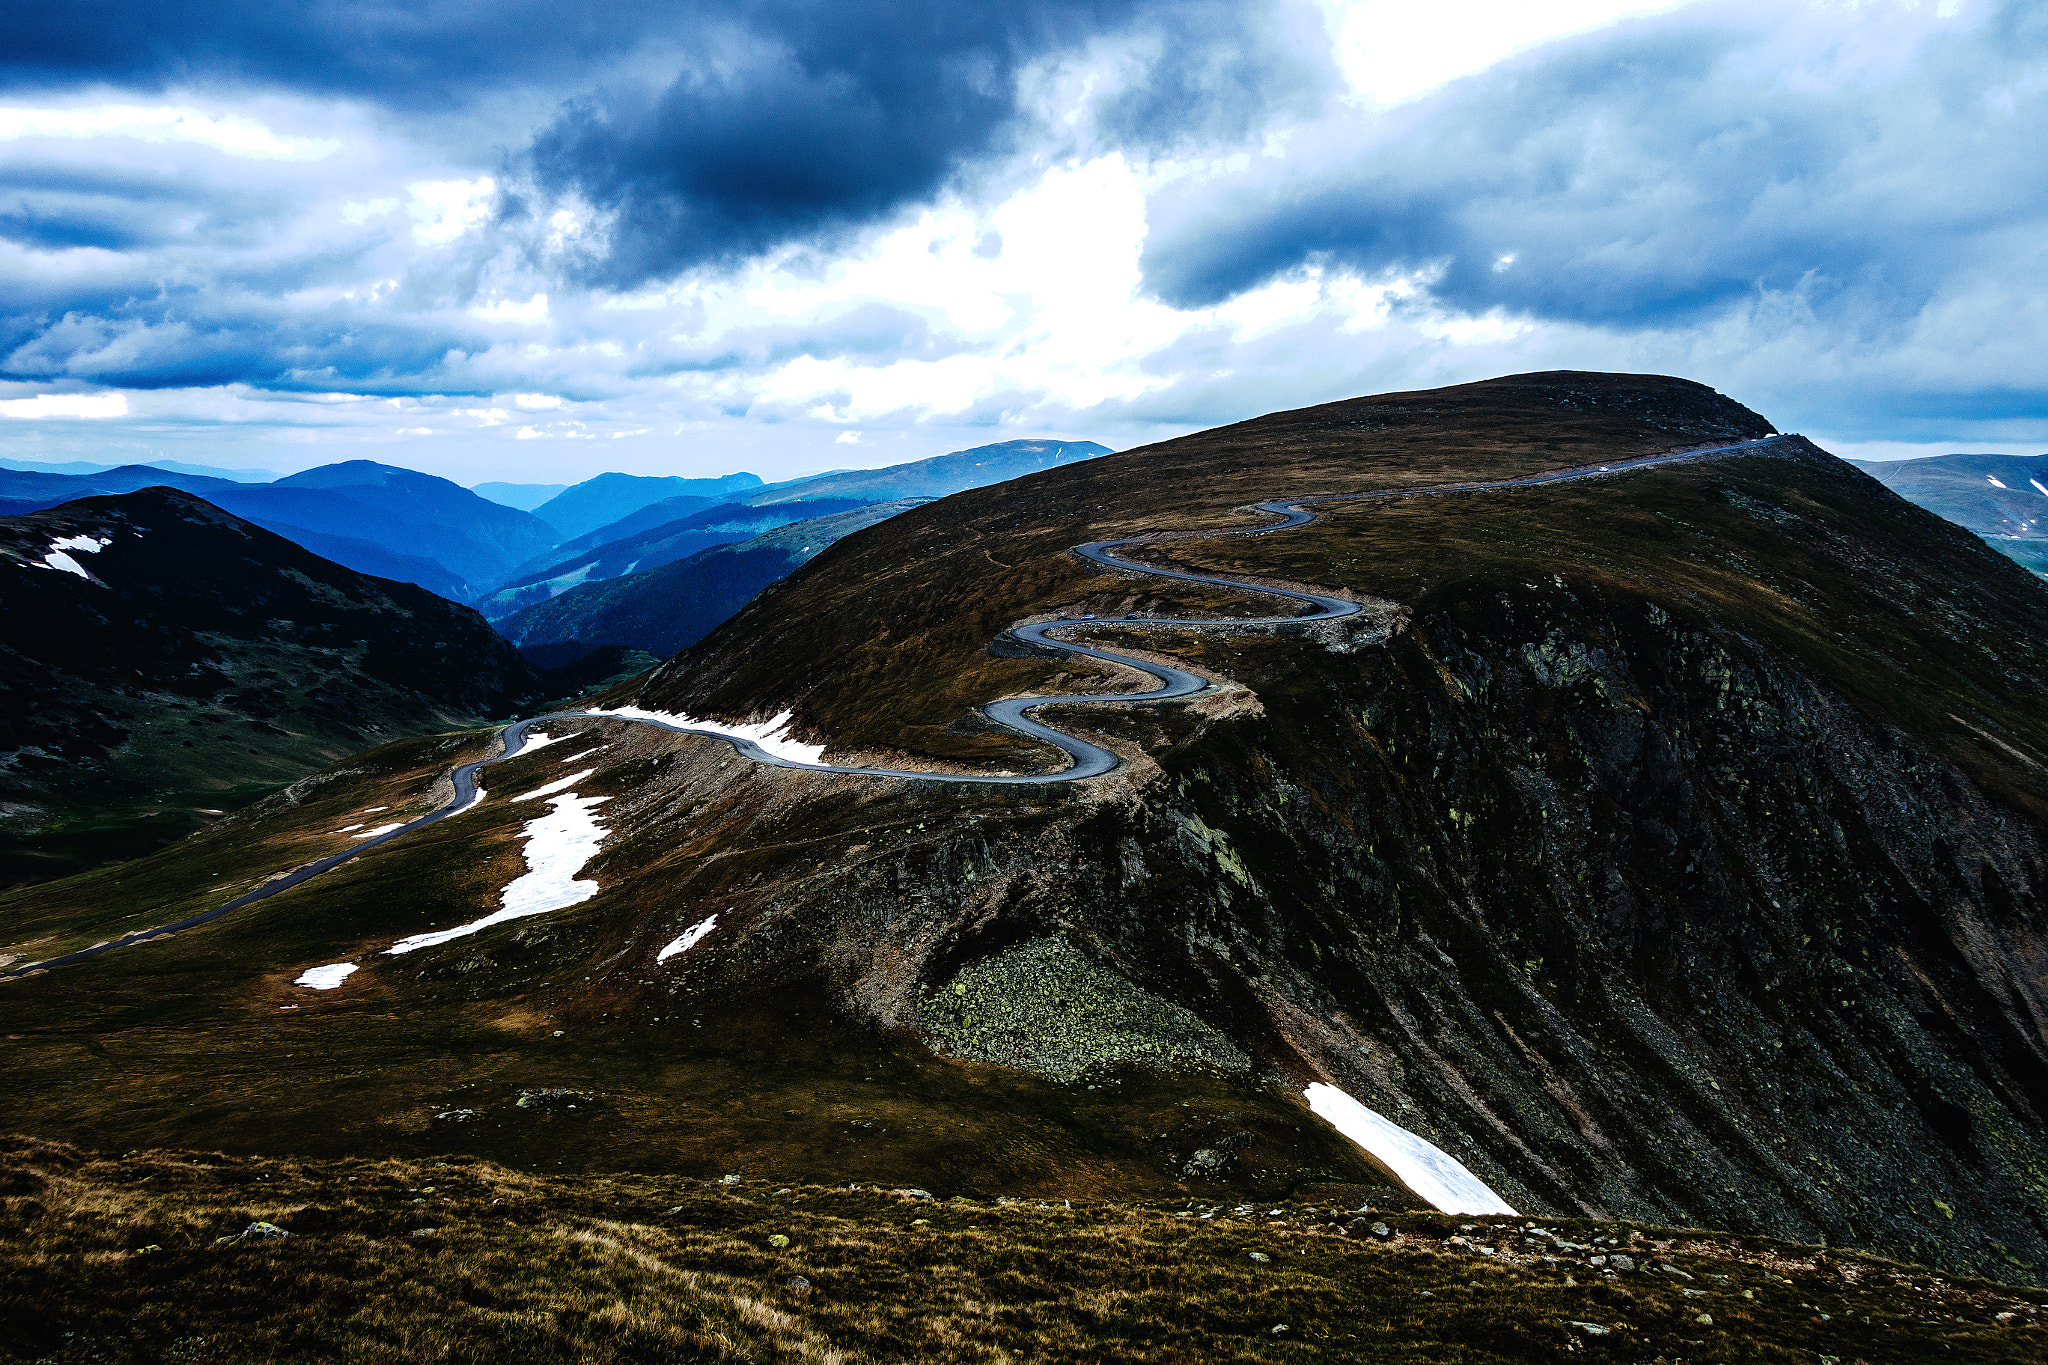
(3, 1137), (2042, 1363)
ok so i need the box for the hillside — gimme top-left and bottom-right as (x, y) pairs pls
(477, 499), (874, 621)
(264, 461), (559, 590)
(0, 489), (541, 885)
(4, 1138), (2040, 1365)
(1851, 452), (2048, 577)
(498, 499), (932, 666)
(532, 471), (765, 540)
(0, 462), (555, 600)
(4, 373), (2047, 1292)
(736, 437), (1110, 507)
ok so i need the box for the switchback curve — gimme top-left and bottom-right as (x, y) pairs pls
(1, 435), (1789, 979)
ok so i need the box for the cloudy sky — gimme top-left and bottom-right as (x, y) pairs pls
(1, 0), (2042, 484)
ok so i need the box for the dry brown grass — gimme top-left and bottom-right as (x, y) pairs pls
(5, 1136), (2044, 1363)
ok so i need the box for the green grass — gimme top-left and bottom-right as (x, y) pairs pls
(0, 721), (1385, 1199)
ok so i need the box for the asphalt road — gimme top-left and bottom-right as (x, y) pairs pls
(1, 434), (1789, 979)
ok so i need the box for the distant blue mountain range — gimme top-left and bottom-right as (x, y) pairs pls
(0, 440), (1114, 640)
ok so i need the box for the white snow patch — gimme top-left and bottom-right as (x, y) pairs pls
(50, 534), (109, 554)
(556, 746), (602, 764)
(384, 791), (609, 955)
(34, 534), (110, 580)
(513, 769), (592, 802)
(657, 914), (718, 963)
(588, 705), (826, 765)
(515, 729), (561, 753)
(449, 785), (486, 815)
(351, 821), (405, 839)
(295, 963), (358, 990)
(1988, 475), (2010, 489)
(1303, 1082), (1517, 1216)
(334, 823), (364, 833)
(361, 805), (389, 813)
(38, 550), (92, 578)
(2031, 479), (2048, 499)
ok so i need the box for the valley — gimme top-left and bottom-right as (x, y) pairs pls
(3, 372), (2045, 1319)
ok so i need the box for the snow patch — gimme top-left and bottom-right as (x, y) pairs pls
(556, 746), (602, 764)
(1303, 1082), (1517, 1216)
(351, 821), (405, 839)
(589, 705), (827, 765)
(513, 769), (592, 802)
(449, 785), (486, 815)
(50, 534), (109, 554)
(516, 729), (561, 753)
(34, 534), (110, 580)
(334, 823), (364, 833)
(384, 791), (608, 955)
(657, 914), (718, 963)
(1988, 475), (2009, 489)
(2031, 479), (2048, 499)
(361, 805), (389, 813)
(295, 963), (357, 990)
(38, 550), (92, 578)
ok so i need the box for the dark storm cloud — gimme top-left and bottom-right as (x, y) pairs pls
(1141, 3), (2048, 332)
(0, 292), (482, 394)
(522, 0), (1321, 287)
(5, 0), (1324, 367)
(2, 0), (699, 107)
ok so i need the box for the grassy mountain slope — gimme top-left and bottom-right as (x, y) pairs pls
(6, 373), (2048, 1291)
(0, 490), (541, 886)
(644, 372), (1779, 763)
(1852, 452), (2048, 577)
(497, 499), (933, 666)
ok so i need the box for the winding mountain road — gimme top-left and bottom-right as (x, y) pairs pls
(2, 435), (1789, 979)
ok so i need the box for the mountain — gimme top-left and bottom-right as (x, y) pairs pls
(236, 523), (470, 600)
(6, 373), (2048, 1289)
(498, 498), (932, 666)
(735, 438), (1110, 507)
(474, 498), (871, 620)
(0, 489), (541, 886)
(471, 440), (1115, 616)
(1850, 452), (2048, 576)
(506, 494), (723, 563)
(0, 457), (280, 481)
(470, 481), (569, 511)
(531, 471), (764, 540)
(556, 492), (729, 548)
(267, 461), (559, 588)
(0, 463), (553, 599)
(0, 463), (239, 502)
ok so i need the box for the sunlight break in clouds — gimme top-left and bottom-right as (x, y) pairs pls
(1316, 0), (1690, 105)
(0, 103), (338, 158)
(0, 393), (129, 419)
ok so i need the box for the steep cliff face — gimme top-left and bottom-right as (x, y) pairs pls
(592, 385), (2048, 1282)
